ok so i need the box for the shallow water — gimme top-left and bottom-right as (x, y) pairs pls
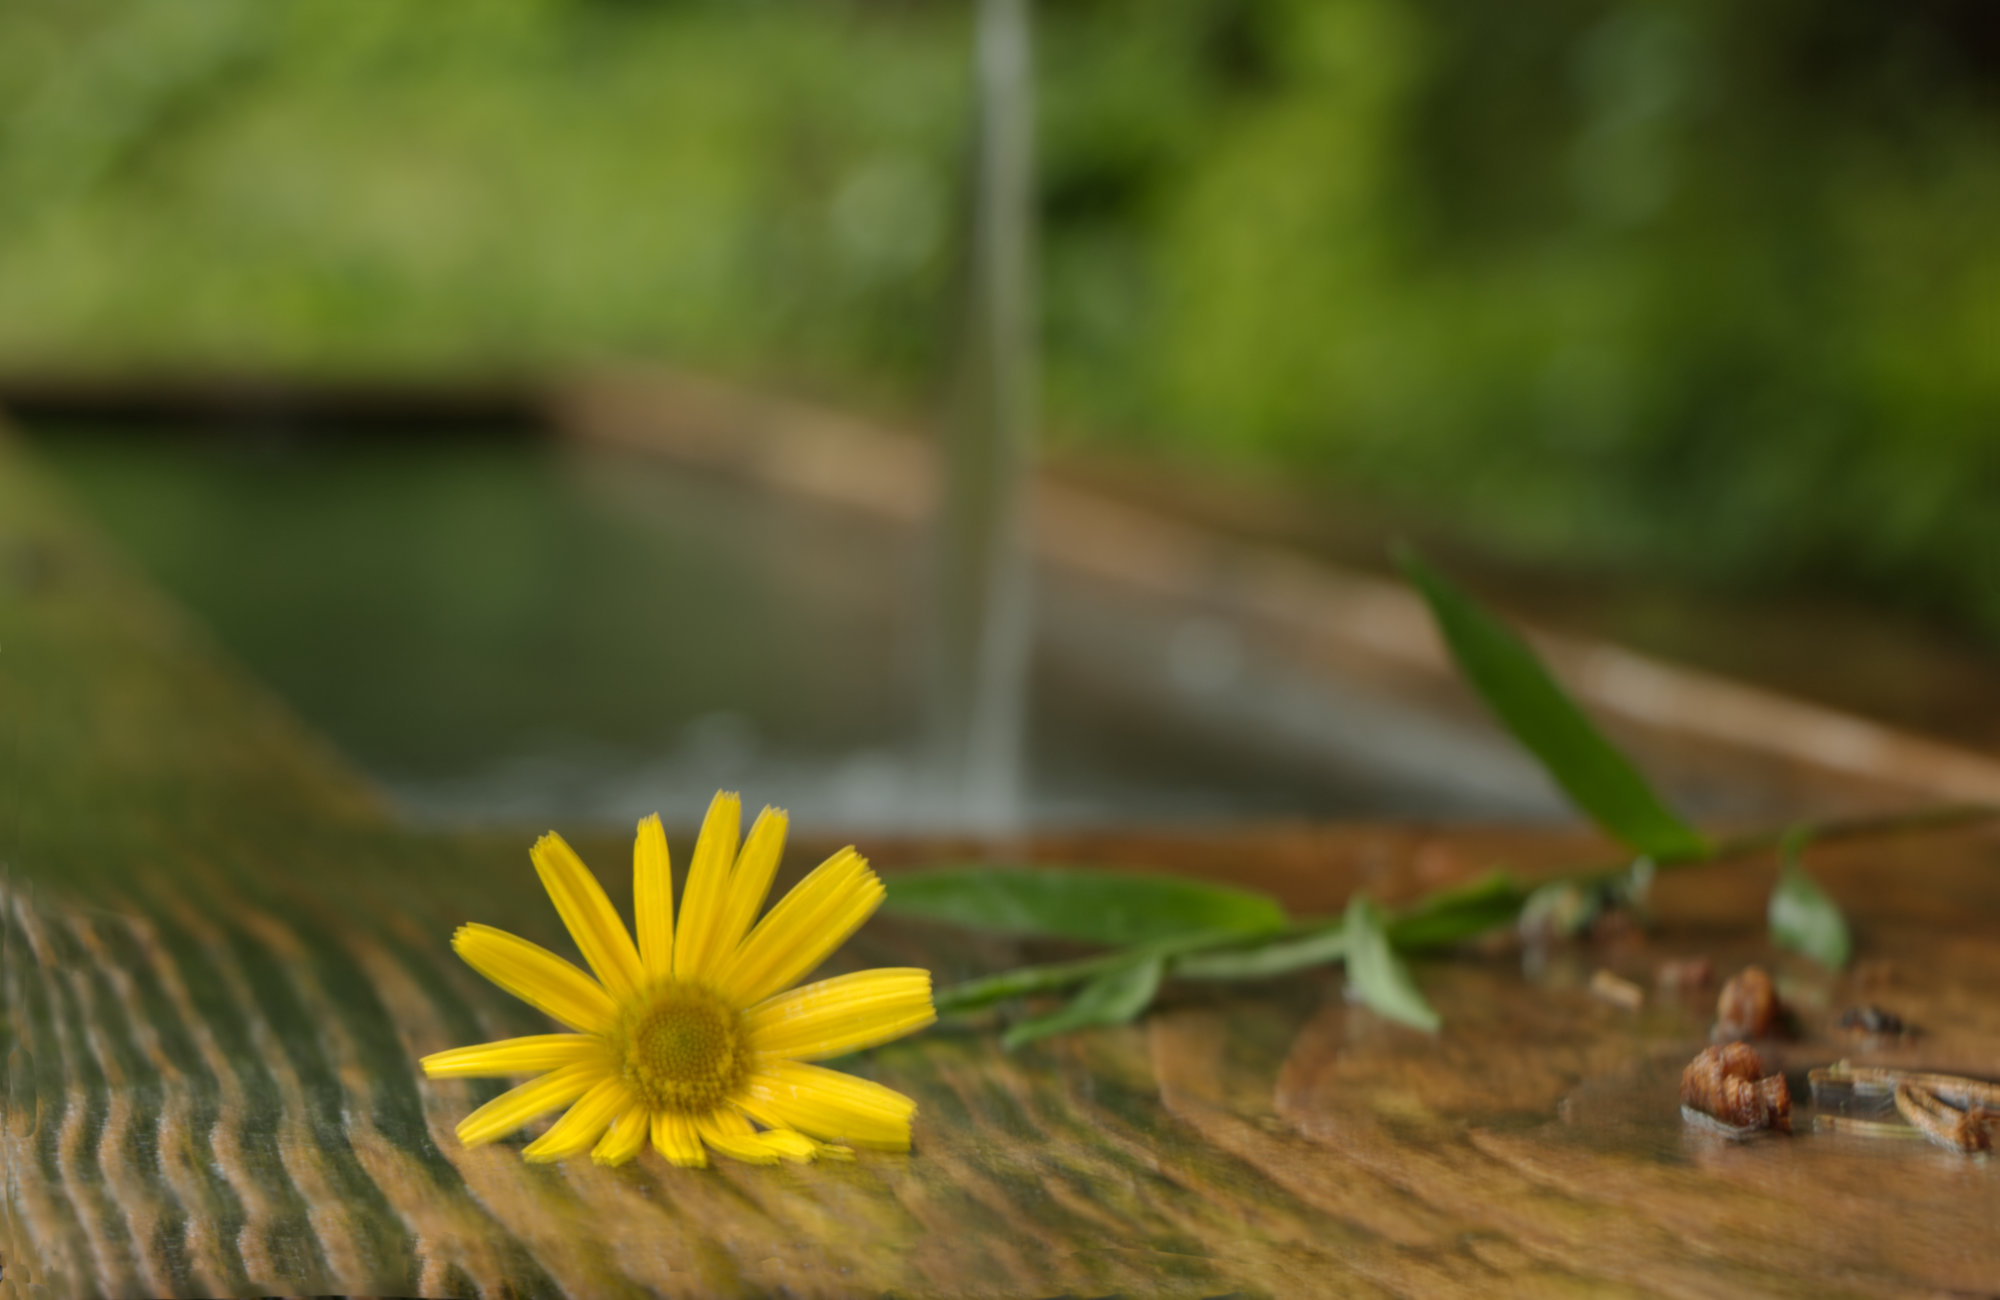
(29, 428), (1566, 830)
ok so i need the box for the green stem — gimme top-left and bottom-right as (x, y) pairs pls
(1563, 800), (2000, 888)
(1170, 926), (1345, 980)
(933, 928), (1253, 1013)
(931, 800), (2000, 1012)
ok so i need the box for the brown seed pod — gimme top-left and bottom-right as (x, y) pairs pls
(1681, 1042), (1791, 1133)
(1714, 965), (1782, 1041)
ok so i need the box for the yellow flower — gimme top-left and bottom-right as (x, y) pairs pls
(421, 792), (934, 1166)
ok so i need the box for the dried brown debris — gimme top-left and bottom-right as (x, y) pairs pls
(1849, 958), (1896, 991)
(1589, 968), (1645, 1010)
(1654, 957), (1712, 991)
(1893, 1083), (1996, 1154)
(1681, 1043), (1791, 1134)
(1813, 1065), (2000, 1154)
(1713, 965), (1782, 1041)
(1837, 1004), (1906, 1038)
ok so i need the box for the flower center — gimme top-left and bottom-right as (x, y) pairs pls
(615, 983), (752, 1114)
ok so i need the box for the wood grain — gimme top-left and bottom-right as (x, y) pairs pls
(4, 430), (1998, 1298)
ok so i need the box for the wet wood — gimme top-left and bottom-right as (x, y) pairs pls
(5, 430), (1999, 1298)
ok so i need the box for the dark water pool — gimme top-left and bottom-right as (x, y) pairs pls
(29, 429), (1565, 830)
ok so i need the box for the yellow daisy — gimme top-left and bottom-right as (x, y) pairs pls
(421, 791), (934, 1166)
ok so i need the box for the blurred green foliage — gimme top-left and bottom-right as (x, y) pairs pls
(4, 0), (1999, 639)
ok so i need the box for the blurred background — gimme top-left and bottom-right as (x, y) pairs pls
(6, 0), (1999, 831)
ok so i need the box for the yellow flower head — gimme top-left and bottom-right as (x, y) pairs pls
(422, 792), (934, 1166)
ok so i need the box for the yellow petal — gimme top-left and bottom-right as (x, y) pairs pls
(673, 791), (741, 981)
(693, 1108), (817, 1164)
(455, 1060), (611, 1147)
(523, 1077), (636, 1163)
(742, 1121), (820, 1163)
(713, 848), (883, 1007)
(422, 1034), (608, 1079)
(711, 806), (788, 968)
(530, 832), (644, 1002)
(650, 1110), (707, 1167)
(452, 924), (617, 1034)
(694, 1109), (779, 1165)
(737, 1060), (917, 1151)
(633, 814), (675, 980)
(744, 968), (935, 1062)
(592, 1104), (651, 1167)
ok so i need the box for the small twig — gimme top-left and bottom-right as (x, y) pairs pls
(1813, 1115), (1927, 1142)
(1894, 1083), (1996, 1154)
(1814, 1064), (2000, 1112)
(1813, 1064), (2000, 1154)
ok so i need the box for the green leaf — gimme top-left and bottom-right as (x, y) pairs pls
(1768, 835), (1852, 969)
(934, 930), (1228, 1013)
(1343, 895), (1441, 1032)
(1397, 548), (1707, 862)
(884, 866), (1287, 946)
(1002, 955), (1165, 1050)
(1176, 871), (1527, 981)
(1173, 927), (1346, 980)
(1385, 869), (1527, 950)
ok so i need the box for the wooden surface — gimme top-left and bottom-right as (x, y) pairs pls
(5, 432), (2000, 1299)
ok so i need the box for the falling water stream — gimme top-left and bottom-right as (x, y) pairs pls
(928, 0), (1038, 835)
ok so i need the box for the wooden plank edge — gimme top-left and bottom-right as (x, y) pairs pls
(551, 366), (2000, 807)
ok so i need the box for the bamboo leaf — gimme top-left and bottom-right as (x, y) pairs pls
(1173, 928), (1346, 981)
(1002, 956), (1165, 1050)
(1343, 895), (1440, 1032)
(1768, 835), (1851, 969)
(1177, 871), (1526, 981)
(1398, 548), (1707, 862)
(1385, 869), (1526, 950)
(934, 931), (1225, 1013)
(884, 866), (1286, 946)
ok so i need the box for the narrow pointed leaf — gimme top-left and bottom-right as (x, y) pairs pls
(1177, 870), (1527, 981)
(885, 866), (1285, 946)
(1003, 956), (1165, 1050)
(1343, 895), (1440, 1033)
(1769, 836), (1851, 969)
(1398, 549), (1707, 862)
(1385, 869), (1528, 950)
(1174, 928), (1347, 981)
(936, 930), (1234, 1013)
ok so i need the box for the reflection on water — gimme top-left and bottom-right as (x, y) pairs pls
(31, 429), (1564, 829)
